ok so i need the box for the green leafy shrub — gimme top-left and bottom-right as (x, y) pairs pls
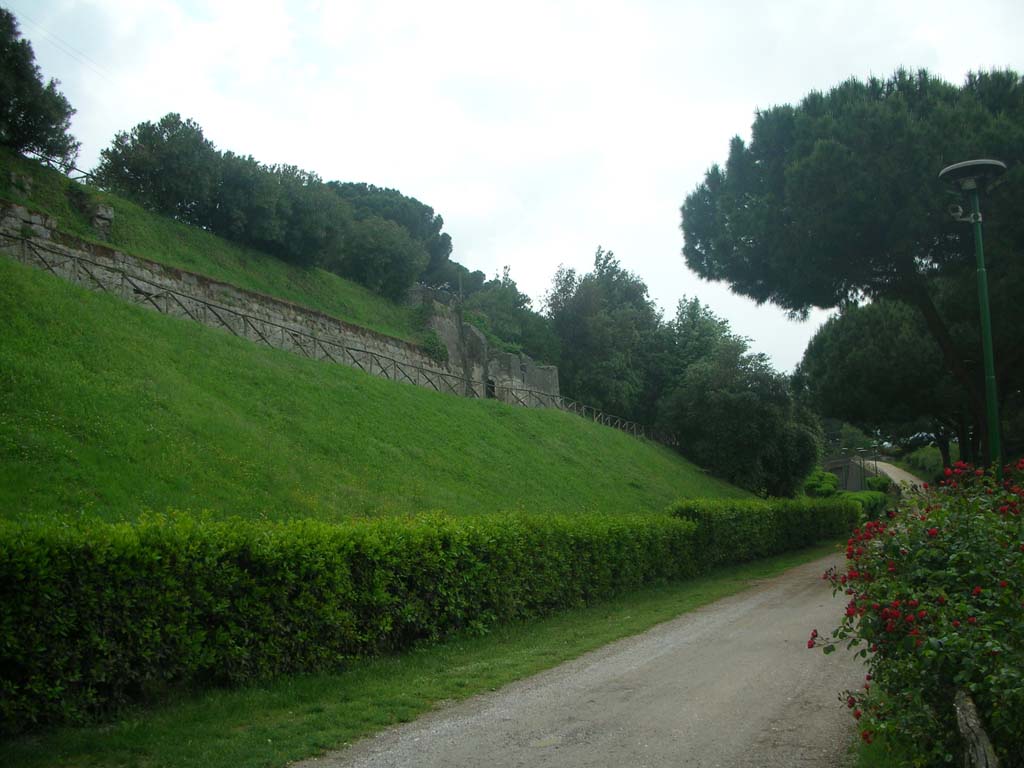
(669, 497), (859, 568)
(901, 444), (959, 481)
(804, 467), (840, 497)
(865, 475), (892, 494)
(840, 490), (888, 518)
(815, 460), (1024, 765)
(418, 329), (449, 365)
(0, 512), (703, 733)
(0, 496), (855, 734)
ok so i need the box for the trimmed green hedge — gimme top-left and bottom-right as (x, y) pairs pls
(840, 490), (888, 517)
(0, 501), (853, 733)
(669, 497), (860, 568)
(0, 513), (702, 733)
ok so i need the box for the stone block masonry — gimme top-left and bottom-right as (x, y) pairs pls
(0, 200), (562, 407)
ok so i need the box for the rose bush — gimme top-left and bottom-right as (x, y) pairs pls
(812, 460), (1024, 766)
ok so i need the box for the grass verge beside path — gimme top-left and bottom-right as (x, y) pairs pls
(0, 542), (843, 768)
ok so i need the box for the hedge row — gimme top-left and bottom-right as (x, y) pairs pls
(669, 497), (861, 568)
(0, 501), (856, 733)
(0, 512), (700, 732)
(839, 490), (888, 517)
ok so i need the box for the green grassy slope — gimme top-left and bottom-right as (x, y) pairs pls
(0, 258), (749, 522)
(0, 148), (420, 341)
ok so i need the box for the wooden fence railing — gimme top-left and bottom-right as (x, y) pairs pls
(2, 230), (670, 444)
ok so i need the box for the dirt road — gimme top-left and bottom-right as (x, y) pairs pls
(297, 553), (864, 768)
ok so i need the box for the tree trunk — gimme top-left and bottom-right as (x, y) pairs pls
(936, 431), (952, 469)
(956, 415), (972, 464)
(903, 283), (989, 464)
(955, 690), (999, 768)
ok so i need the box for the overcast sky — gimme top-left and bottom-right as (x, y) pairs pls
(8, 0), (1024, 371)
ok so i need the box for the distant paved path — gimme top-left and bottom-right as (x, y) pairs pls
(872, 460), (926, 487)
(297, 554), (862, 768)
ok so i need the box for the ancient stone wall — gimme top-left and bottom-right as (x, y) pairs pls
(407, 285), (560, 406)
(1, 200), (561, 406)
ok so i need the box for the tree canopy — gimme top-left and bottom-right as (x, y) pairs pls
(681, 68), (1024, 462)
(327, 181), (453, 281)
(545, 248), (662, 419)
(93, 113), (459, 290)
(0, 8), (79, 168)
(94, 113), (219, 224)
(544, 251), (820, 495)
(797, 300), (962, 460)
(463, 267), (559, 364)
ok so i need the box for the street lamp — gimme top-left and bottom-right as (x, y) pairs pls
(938, 158), (1006, 478)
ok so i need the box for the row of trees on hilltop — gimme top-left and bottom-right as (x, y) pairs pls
(92, 113), (469, 300)
(682, 67), (1024, 465)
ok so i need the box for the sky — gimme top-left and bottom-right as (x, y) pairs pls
(8, 0), (1024, 371)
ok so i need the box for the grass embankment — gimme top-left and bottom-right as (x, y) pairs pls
(0, 542), (840, 768)
(0, 257), (747, 522)
(0, 148), (420, 341)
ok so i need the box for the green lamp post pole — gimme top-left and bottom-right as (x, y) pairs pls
(939, 159), (1006, 480)
(966, 181), (1002, 479)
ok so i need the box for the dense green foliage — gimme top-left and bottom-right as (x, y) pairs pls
(464, 267), (559, 363)
(0, 9), (79, 168)
(327, 181), (458, 285)
(799, 301), (956, 451)
(0, 511), (704, 732)
(820, 462), (1024, 765)
(546, 248), (662, 417)
(670, 497), (859, 566)
(0, 492), (856, 734)
(0, 545), (838, 768)
(804, 467), (840, 497)
(799, 294), (1022, 465)
(839, 490), (888, 518)
(898, 444), (961, 482)
(682, 68), (1024, 464)
(92, 113), (451, 298)
(0, 257), (747, 522)
(864, 475), (892, 494)
(545, 250), (821, 495)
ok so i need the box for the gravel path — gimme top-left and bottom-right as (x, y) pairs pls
(296, 553), (863, 768)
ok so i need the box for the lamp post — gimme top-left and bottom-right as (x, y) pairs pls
(938, 158), (1006, 478)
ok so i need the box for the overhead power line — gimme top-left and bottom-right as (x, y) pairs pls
(12, 7), (116, 84)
